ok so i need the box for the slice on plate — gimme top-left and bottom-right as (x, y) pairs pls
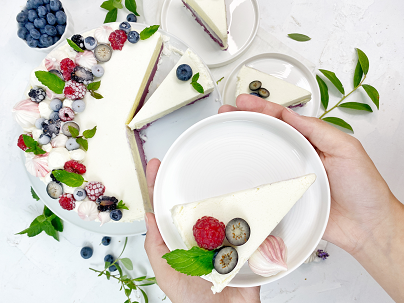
(170, 174), (316, 293)
(182, 0), (228, 50)
(236, 65), (312, 107)
(128, 48), (215, 130)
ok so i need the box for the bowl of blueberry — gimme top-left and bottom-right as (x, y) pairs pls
(16, 0), (74, 52)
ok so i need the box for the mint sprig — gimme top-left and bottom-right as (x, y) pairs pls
(52, 170), (85, 187)
(87, 81), (104, 99)
(116, 200), (129, 210)
(101, 0), (139, 23)
(140, 25), (160, 40)
(67, 38), (84, 52)
(68, 126), (97, 151)
(190, 73), (204, 94)
(35, 71), (65, 94)
(288, 33), (311, 42)
(23, 134), (46, 155)
(31, 187), (40, 201)
(162, 246), (215, 276)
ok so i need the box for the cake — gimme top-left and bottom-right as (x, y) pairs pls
(182, 0), (228, 50)
(236, 65), (312, 107)
(170, 174), (316, 293)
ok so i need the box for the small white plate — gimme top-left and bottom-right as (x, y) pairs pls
(154, 111), (330, 288)
(161, 0), (260, 68)
(223, 53), (321, 117)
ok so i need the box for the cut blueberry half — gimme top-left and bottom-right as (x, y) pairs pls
(258, 88), (270, 99)
(225, 218), (250, 246)
(249, 80), (262, 91)
(213, 246), (238, 275)
(94, 44), (113, 63)
(46, 181), (63, 199)
(62, 121), (80, 137)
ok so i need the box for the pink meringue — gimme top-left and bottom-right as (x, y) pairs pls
(45, 49), (69, 70)
(12, 99), (40, 131)
(78, 201), (99, 221)
(248, 235), (288, 277)
(46, 88), (65, 101)
(98, 211), (111, 226)
(94, 25), (113, 44)
(25, 153), (50, 178)
(75, 51), (97, 70)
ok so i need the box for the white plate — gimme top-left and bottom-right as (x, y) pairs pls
(23, 24), (222, 237)
(161, 0), (260, 68)
(154, 111), (330, 287)
(223, 53), (321, 117)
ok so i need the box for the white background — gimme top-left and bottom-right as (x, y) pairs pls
(1, 0), (403, 302)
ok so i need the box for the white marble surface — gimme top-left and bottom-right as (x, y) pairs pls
(1, 0), (403, 302)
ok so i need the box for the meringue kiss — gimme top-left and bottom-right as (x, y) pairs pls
(78, 201), (98, 221)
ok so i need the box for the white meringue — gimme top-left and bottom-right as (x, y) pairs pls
(38, 100), (53, 119)
(42, 143), (52, 153)
(63, 99), (74, 108)
(25, 153), (50, 178)
(46, 88), (65, 101)
(75, 51), (97, 70)
(69, 149), (86, 161)
(51, 134), (68, 148)
(44, 49), (69, 70)
(12, 99), (41, 131)
(48, 147), (70, 169)
(94, 25), (113, 44)
(98, 211), (111, 226)
(32, 129), (43, 141)
(248, 235), (288, 277)
(78, 201), (99, 221)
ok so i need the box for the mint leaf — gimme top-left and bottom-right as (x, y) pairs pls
(162, 246), (215, 276)
(53, 170), (85, 187)
(104, 8), (118, 23)
(31, 187), (40, 201)
(191, 73), (200, 83)
(319, 69), (345, 95)
(322, 117), (353, 132)
(113, 0), (123, 9)
(67, 39), (84, 53)
(83, 126), (97, 139)
(191, 82), (204, 94)
(116, 200), (129, 210)
(44, 205), (53, 217)
(125, 0), (140, 16)
(216, 77), (224, 85)
(90, 91), (104, 99)
(23, 134), (46, 155)
(133, 276), (146, 281)
(339, 102), (373, 112)
(51, 216), (63, 232)
(101, 0), (115, 11)
(76, 137), (88, 151)
(35, 70), (65, 94)
(140, 25), (160, 40)
(353, 60), (363, 88)
(140, 288), (148, 303)
(356, 48), (369, 75)
(87, 81), (101, 91)
(42, 220), (59, 241)
(17, 218), (43, 237)
(316, 75), (329, 110)
(362, 84), (379, 110)
(120, 258), (133, 270)
(68, 126), (79, 138)
(288, 33), (311, 42)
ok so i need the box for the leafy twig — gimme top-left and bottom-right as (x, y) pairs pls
(101, 0), (139, 23)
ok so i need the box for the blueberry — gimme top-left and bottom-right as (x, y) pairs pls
(101, 236), (111, 246)
(43, 0), (50, 4)
(61, 121), (80, 137)
(49, 98), (62, 111)
(55, 10), (66, 24)
(53, 36), (60, 44)
(104, 254), (114, 264)
(40, 34), (53, 47)
(176, 64), (193, 81)
(250, 92), (260, 97)
(26, 0), (35, 10)
(17, 11), (28, 23)
(126, 13), (137, 22)
(25, 22), (35, 31)
(213, 246), (238, 274)
(119, 21), (131, 33)
(49, 111), (60, 121)
(38, 133), (51, 145)
(127, 31), (139, 44)
(50, 0), (61, 11)
(80, 247), (93, 259)
(40, 27), (47, 34)
(56, 24), (65, 36)
(72, 100), (86, 113)
(45, 25), (57, 36)
(34, 17), (46, 28)
(29, 28), (40, 39)
(91, 65), (104, 77)
(18, 27), (29, 40)
(28, 10), (38, 22)
(45, 3), (51, 12)
(49, 69), (63, 80)
(110, 209), (123, 221)
(35, 117), (46, 129)
(84, 36), (97, 50)
(46, 13), (56, 25)
(225, 218), (250, 246)
(27, 38), (38, 48)
(46, 181), (63, 199)
(73, 188), (87, 201)
(37, 6), (47, 17)
(66, 138), (80, 150)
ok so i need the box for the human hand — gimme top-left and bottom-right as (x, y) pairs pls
(144, 158), (261, 303)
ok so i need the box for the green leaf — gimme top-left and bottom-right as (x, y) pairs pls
(44, 205), (53, 217)
(105, 261), (111, 269)
(288, 33), (311, 42)
(66, 39), (84, 53)
(90, 91), (104, 99)
(124, 300), (130, 303)
(83, 126), (97, 139)
(53, 170), (85, 187)
(113, 0), (123, 9)
(35, 70), (66, 94)
(87, 81), (101, 91)
(191, 82), (204, 94)
(339, 102), (373, 112)
(41, 220), (59, 241)
(124, 288), (132, 297)
(191, 73), (200, 83)
(353, 60), (363, 88)
(140, 288), (148, 303)
(76, 137), (88, 151)
(100, 0), (115, 11)
(362, 84), (379, 110)
(145, 277), (156, 282)
(37, 214), (47, 223)
(162, 246), (215, 276)
(316, 75), (329, 110)
(31, 187), (40, 201)
(127, 282), (137, 289)
(51, 216), (63, 232)
(216, 77), (224, 85)
(16, 218), (43, 237)
(322, 117), (353, 132)
(133, 276), (146, 281)
(116, 200), (129, 210)
(138, 282), (156, 286)
(104, 8), (118, 23)
(106, 271), (111, 280)
(319, 69), (345, 95)
(68, 126), (79, 138)
(125, 0), (140, 16)
(120, 258), (133, 270)
(140, 25), (160, 40)
(356, 48), (369, 75)
(115, 263), (123, 277)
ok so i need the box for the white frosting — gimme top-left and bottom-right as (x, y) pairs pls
(12, 99), (41, 131)
(51, 134), (68, 148)
(38, 100), (53, 119)
(94, 25), (113, 44)
(63, 99), (74, 108)
(25, 153), (50, 178)
(69, 149), (86, 161)
(32, 129), (43, 141)
(98, 211), (111, 226)
(75, 51), (97, 70)
(48, 147), (71, 169)
(42, 144), (53, 152)
(78, 201), (98, 221)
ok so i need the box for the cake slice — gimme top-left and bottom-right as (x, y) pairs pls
(236, 65), (312, 107)
(170, 174), (316, 293)
(128, 48), (215, 130)
(182, 0), (228, 50)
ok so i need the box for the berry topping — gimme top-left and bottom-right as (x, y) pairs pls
(104, 254), (114, 263)
(108, 30), (127, 51)
(249, 80), (262, 91)
(71, 34), (85, 50)
(49, 69), (64, 80)
(96, 196), (118, 212)
(35, 117), (45, 129)
(84, 36), (97, 50)
(71, 66), (94, 85)
(73, 187), (87, 201)
(258, 88), (270, 98)
(65, 137), (80, 150)
(55, 10), (66, 25)
(80, 246), (93, 259)
(46, 181), (63, 199)
(126, 13), (137, 23)
(49, 98), (63, 111)
(49, 111), (60, 121)
(58, 107), (75, 121)
(250, 92), (260, 97)
(28, 87), (46, 103)
(17, 134), (32, 151)
(59, 193), (76, 210)
(17, 11), (28, 23)
(42, 118), (61, 138)
(60, 58), (76, 81)
(50, 0), (62, 12)
(213, 246), (238, 275)
(225, 218), (250, 246)
(64, 160), (86, 174)
(119, 21), (131, 33)
(72, 100), (86, 113)
(102, 236), (112, 246)
(176, 64), (193, 81)
(38, 133), (51, 145)
(193, 216), (225, 250)
(127, 31), (140, 44)
(91, 65), (104, 77)
(63, 80), (87, 100)
(94, 44), (113, 62)
(110, 209), (123, 221)
(85, 181), (106, 201)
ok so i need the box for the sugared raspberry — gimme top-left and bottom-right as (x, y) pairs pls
(109, 30), (127, 50)
(59, 193), (76, 210)
(193, 216), (226, 250)
(60, 58), (76, 81)
(63, 80), (87, 100)
(85, 181), (106, 201)
(17, 134), (32, 151)
(64, 160), (86, 174)
(58, 107), (75, 121)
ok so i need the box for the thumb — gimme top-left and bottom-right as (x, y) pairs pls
(144, 212), (170, 259)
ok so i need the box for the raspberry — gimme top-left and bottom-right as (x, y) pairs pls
(60, 58), (76, 81)
(193, 216), (225, 250)
(64, 160), (86, 174)
(58, 107), (75, 121)
(59, 193), (76, 210)
(17, 134), (32, 151)
(109, 30), (127, 50)
(63, 80), (87, 100)
(85, 181), (106, 201)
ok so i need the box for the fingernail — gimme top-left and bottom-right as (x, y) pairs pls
(286, 107), (300, 116)
(144, 213), (149, 232)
